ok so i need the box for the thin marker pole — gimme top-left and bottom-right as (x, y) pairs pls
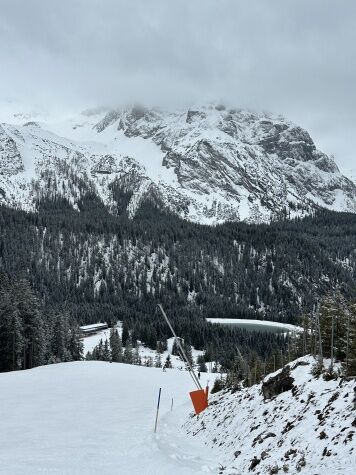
(154, 388), (162, 433)
(171, 397), (174, 412)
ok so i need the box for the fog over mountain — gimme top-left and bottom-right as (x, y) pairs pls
(0, 0), (355, 172)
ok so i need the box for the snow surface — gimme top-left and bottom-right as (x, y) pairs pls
(0, 362), (218, 475)
(1, 355), (354, 474)
(80, 323), (108, 331)
(206, 318), (303, 332)
(186, 356), (356, 474)
(82, 323), (205, 369)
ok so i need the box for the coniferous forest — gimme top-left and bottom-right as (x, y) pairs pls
(0, 192), (356, 373)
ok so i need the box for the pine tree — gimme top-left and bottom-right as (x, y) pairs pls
(197, 354), (208, 373)
(92, 339), (104, 360)
(51, 314), (70, 363)
(345, 301), (356, 376)
(154, 352), (162, 368)
(320, 292), (347, 366)
(184, 342), (193, 366)
(102, 340), (111, 361)
(145, 356), (153, 367)
(121, 322), (129, 346)
(164, 354), (172, 369)
(68, 325), (83, 361)
(134, 347), (141, 365)
(0, 286), (24, 372)
(171, 339), (180, 356)
(156, 340), (165, 354)
(123, 337), (133, 364)
(110, 328), (123, 362)
(15, 279), (45, 369)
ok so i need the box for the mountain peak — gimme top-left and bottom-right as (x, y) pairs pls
(1, 104), (355, 223)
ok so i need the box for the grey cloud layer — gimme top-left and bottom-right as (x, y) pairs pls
(0, 0), (355, 168)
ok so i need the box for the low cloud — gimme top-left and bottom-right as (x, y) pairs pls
(0, 0), (355, 168)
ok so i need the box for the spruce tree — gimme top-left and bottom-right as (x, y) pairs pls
(51, 314), (70, 363)
(0, 290), (23, 372)
(110, 328), (123, 362)
(68, 326), (84, 361)
(102, 340), (111, 361)
(164, 354), (172, 369)
(15, 279), (45, 369)
(154, 352), (162, 368)
(123, 337), (133, 364)
(345, 301), (356, 376)
(197, 354), (208, 373)
(121, 322), (129, 346)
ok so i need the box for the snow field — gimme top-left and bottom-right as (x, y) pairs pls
(82, 324), (206, 370)
(0, 362), (219, 475)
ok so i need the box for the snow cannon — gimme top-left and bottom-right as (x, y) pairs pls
(157, 304), (209, 415)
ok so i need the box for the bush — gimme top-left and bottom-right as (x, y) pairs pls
(211, 376), (225, 394)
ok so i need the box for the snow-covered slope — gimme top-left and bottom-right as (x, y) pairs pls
(0, 361), (217, 475)
(1, 357), (354, 474)
(1, 104), (356, 223)
(185, 356), (356, 474)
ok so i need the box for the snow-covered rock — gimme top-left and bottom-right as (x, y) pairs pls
(185, 356), (356, 474)
(1, 104), (356, 224)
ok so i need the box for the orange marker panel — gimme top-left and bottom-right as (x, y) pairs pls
(189, 389), (208, 415)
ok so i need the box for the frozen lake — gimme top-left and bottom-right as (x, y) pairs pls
(206, 318), (302, 334)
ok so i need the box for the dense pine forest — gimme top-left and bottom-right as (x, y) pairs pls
(0, 273), (83, 372)
(0, 191), (356, 373)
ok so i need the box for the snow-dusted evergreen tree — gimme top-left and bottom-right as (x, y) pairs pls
(121, 322), (130, 346)
(110, 328), (123, 362)
(145, 356), (153, 367)
(197, 354), (208, 373)
(183, 342), (193, 366)
(68, 325), (84, 361)
(51, 314), (71, 363)
(320, 292), (347, 364)
(156, 340), (165, 354)
(0, 276), (24, 371)
(164, 354), (172, 369)
(15, 279), (46, 369)
(0, 273), (85, 372)
(92, 339), (104, 360)
(154, 352), (162, 368)
(133, 347), (141, 365)
(123, 337), (133, 364)
(171, 339), (180, 356)
(102, 340), (111, 361)
(345, 301), (356, 376)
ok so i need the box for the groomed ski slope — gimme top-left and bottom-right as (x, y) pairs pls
(0, 362), (219, 475)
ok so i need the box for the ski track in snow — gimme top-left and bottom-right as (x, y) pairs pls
(0, 362), (219, 475)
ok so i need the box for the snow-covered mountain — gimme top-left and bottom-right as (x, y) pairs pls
(185, 356), (356, 475)
(343, 168), (356, 186)
(1, 104), (356, 224)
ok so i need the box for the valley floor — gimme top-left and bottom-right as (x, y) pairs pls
(0, 362), (219, 475)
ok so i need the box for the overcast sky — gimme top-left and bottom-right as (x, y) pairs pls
(0, 0), (355, 170)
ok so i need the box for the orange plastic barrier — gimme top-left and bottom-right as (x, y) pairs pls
(189, 388), (208, 415)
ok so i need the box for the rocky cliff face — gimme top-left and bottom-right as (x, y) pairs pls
(1, 104), (355, 224)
